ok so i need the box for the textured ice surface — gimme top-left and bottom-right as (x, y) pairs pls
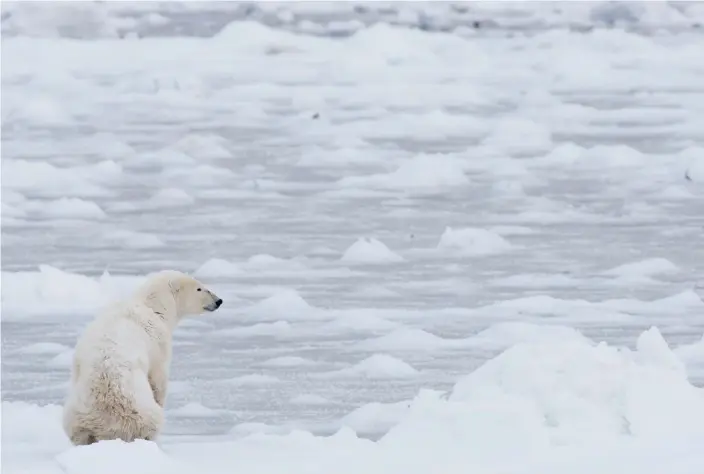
(2, 2), (704, 474)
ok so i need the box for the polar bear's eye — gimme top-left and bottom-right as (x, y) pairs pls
(197, 288), (202, 292)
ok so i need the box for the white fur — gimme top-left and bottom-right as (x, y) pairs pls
(62, 270), (222, 445)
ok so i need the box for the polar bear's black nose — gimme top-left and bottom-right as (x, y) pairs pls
(215, 298), (223, 308)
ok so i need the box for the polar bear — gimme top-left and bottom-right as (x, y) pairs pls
(62, 270), (223, 445)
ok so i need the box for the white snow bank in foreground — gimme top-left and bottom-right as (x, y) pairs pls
(4, 327), (704, 474)
(340, 238), (404, 264)
(1, 265), (142, 319)
(436, 226), (513, 256)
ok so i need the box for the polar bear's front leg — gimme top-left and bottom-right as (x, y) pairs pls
(148, 366), (169, 407)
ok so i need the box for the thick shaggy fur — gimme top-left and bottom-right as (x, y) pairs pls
(62, 270), (222, 445)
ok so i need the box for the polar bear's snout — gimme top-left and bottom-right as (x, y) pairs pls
(204, 290), (223, 312)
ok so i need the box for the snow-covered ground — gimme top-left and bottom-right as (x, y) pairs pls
(2, 1), (704, 473)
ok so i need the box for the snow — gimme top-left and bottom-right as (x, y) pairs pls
(147, 188), (195, 208)
(341, 238), (404, 264)
(436, 226), (513, 256)
(3, 3), (704, 474)
(171, 402), (219, 418)
(318, 354), (419, 380)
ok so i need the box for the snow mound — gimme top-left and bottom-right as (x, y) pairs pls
(136, 148), (197, 169)
(603, 257), (679, 279)
(47, 349), (74, 368)
(4, 328), (704, 474)
(16, 342), (71, 355)
(337, 154), (469, 190)
(482, 118), (553, 156)
(1, 266), (141, 319)
(581, 144), (646, 168)
(195, 255), (310, 278)
(339, 400), (411, 435)
(171, 402), (219, 417)
(675, 335), (704, 369)
(171, 133), (231, 161)
(321, 354), (419, 379)
(341, 238), (404, 264)
(468, 323), (593, 351)
(25, 198), (106, 220)
(246, 289), (323, 321)
(437, 226), (512, 256)
(57, 439), (179, 474)
(448, 327), (702, 445)
(358, 328), (470, 352)
(3, 159), (122, 198)
(161, 164), (236, 187)
(244, 254), (309, 272)
(147, 188), (195, 208)
(0, 401), (68, 451)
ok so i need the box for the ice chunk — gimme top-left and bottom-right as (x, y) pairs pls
(340, 238), (404, 264)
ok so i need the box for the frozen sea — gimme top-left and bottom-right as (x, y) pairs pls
(2, 2), (704, 474)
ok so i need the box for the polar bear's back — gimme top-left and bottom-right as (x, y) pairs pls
(74, 303), (154, 373)
(64, 301), (165, 444)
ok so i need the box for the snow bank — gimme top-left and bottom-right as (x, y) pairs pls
(1, 266), (142, 319)
(170, 402), (219, 418)
(603, 257), (679, 280)
(338, 401), (411, 435)
(57, 439), (179, 474)
(340, 238), (404, 264)
(195, 255), (316, 279)
(15, 342), (71, 355)
(481, 118), (553, 156)
(147, 188), (195, 208)
(357, 328), (471, 352)
(448, 327), (703, 445)
(6, 327), (703, 474)
(3, 159), (122, 198)
(318, 354), (419, 380)
(436, 226), (512, 256)
(47, 349), (74, 368)
(171, 133), (232, 161)
(23, 198), (107, 220)
(244, 289), (325, 321)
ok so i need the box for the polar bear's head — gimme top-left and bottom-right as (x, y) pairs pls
(139, 270), (223, 319)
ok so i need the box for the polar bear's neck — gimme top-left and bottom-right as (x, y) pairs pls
(135, 286), (180, 332)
